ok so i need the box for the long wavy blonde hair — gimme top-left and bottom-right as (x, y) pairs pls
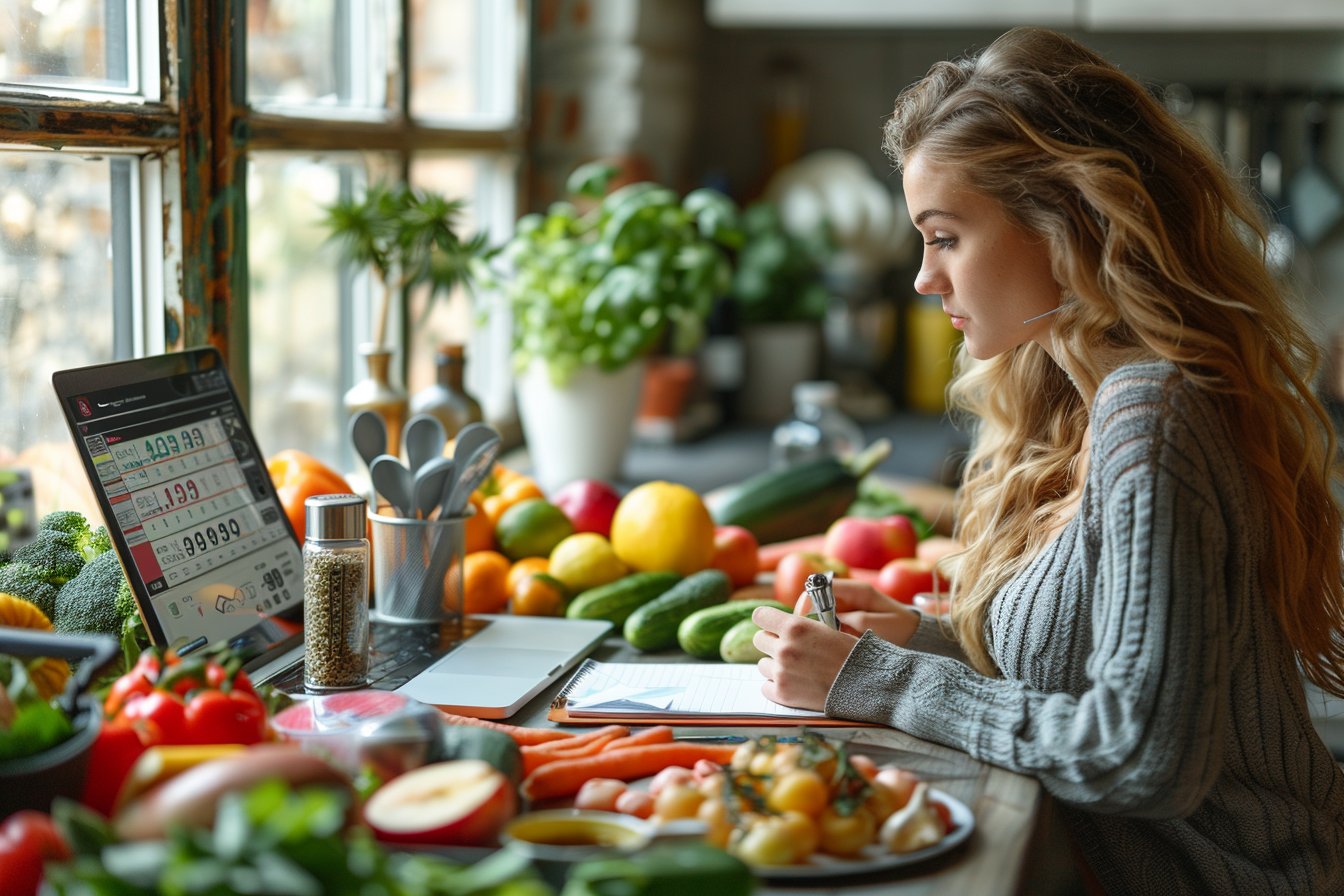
(883, 28), (1344, 695)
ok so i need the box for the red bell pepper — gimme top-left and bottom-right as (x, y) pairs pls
(80, 719), (156, 818)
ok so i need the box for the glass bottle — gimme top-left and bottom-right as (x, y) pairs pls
(410, 342), (484, 439)
(302, 493), (371, 692)
(345, 343), (408, 458)
(768, 380), (864, 470)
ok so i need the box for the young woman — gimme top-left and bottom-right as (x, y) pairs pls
(751, 27), (1344, 895)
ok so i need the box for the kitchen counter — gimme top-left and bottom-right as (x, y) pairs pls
(505, 634), (1044, 895)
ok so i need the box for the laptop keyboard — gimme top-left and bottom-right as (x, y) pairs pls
(265, 616), (488, 695)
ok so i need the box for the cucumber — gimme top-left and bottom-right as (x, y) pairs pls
(566, 841), (754, 896)
(435, 724), (523, 785)
(719, 617), (767, 663)
(709, 439), (892, 544)
(623, 569), (732, 652)
(677, 598), (790, 660)
(566, 571), (682, 625)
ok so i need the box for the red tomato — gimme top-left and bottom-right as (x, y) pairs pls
(773, 551), (850, 607)
(183, 689), (267, 745)
(0, 811), (71, 896)
(118, 689), (188, 745)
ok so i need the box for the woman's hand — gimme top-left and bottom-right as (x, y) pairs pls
(794, 579), (921, 646)
(751, 606), (857, 711)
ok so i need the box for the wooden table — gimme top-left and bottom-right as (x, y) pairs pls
(506, 635), (1043, 896)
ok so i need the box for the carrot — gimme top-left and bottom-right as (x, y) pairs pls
(522, 731), (628, 776)
(522, 742), (739, 802)
(521, 724), (629, 757)
(602, 725), (674, 750)
(757, 533), (828, 571)
(436, 710), (574, 746)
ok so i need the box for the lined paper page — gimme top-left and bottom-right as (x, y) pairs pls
(561, 661), (827, 719)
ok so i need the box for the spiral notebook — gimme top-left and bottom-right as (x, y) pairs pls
(547, 659), (864, 727)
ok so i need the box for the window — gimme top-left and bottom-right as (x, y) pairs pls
(0, 0), (528, 516)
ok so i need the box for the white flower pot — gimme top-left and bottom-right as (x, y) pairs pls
(516, 359), (646, 493)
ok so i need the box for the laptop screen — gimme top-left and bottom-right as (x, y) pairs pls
(52, 348), (304, 655)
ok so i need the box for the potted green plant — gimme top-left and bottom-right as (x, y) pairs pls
(729, 200), (835, 423)
(322, 184), (485, 455)
(484, 163), (742, 490)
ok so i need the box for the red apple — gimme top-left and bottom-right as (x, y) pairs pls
(916, 535), (961, 566)
(551, 478), (622, 537)
(823, 515), (918, 571)
(710, 525), (760, 587)
(875, 557), (942, 605)
(363, 759), (517, 846)
(774, 550), (850, 607)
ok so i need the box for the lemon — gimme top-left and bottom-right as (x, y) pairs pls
(495, 498), (575, 561)
(548, 533), (629, 593)
(609, 481), (715, 575)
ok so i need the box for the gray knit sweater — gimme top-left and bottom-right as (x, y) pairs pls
(827, 361), (1344, 895)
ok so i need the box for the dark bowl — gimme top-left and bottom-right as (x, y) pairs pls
(0, 695), (101, 818)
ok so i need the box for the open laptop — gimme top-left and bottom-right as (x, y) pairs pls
(52, 347), (609, 718)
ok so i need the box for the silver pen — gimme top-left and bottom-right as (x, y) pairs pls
(804, 571), (839, 630)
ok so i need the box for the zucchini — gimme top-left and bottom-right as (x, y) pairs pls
(709, 439), (892, 544)
(677, 598), (790, 660)
(623, 569), (732, 652)
(719, 617), (767, 664)
(566, 571), (682, 625)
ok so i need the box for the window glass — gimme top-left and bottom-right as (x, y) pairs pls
(410, 0), (519, 124)
(408, 152), (518, 421)
(0, 0), (135, 92)
(247, 152), (369, 471)
(247, 0), (399, 113)
(0, 150), (120, 517)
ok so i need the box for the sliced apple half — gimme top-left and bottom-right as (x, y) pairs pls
(364, 758), (518, 846)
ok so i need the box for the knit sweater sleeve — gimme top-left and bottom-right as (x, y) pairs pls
(826, 372), (1231, 818)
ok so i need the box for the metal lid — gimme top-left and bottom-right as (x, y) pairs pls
(304, 493), (366, 540)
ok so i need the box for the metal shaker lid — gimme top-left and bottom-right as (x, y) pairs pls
(304, 493), (366, 540)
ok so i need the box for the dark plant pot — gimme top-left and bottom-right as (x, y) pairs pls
(0, 695), (101, 817)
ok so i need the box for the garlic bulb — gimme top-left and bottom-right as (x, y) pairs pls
(879, 781), (947, 853)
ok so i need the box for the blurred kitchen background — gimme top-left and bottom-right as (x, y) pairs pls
(527, 0), (1344, 492)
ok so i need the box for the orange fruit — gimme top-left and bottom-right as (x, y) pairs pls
(609, 481), (715, 575)
(495, 498), (575, 561)
(463, 495), (495, 554)
(462, 550), (511, 615)
(506, 556), (550, 593)
(483, 478), (545, 527)
(511, 572), (567, 617)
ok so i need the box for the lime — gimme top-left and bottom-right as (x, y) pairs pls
(548, 532), (629, 593)
(495, 498), (575, 561)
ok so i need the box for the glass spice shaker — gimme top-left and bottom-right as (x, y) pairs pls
(302, 493), (371, 691)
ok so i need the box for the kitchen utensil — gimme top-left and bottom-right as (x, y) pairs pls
(403, 413), (447, 477)
(412, 456), (455, 520)
(349, 410), (387, 474)
(369, 454), (413, 517)
(442, 431), (502, 518)
(1288, 100), (1344, 248)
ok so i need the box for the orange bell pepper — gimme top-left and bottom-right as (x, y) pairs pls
(266, 449), (354, 545)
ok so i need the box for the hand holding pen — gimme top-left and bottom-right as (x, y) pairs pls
(803, 571), (840, 630)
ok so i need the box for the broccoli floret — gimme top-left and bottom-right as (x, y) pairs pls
(36, 510), (110, 562)
(89, 525), (114, 556)
(0, 562), (60, 618)
(113, 578), (137, 622)
(52, 550), (127, 637)
(39, 510), (90, 536)
(11, 529), (86, 585)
